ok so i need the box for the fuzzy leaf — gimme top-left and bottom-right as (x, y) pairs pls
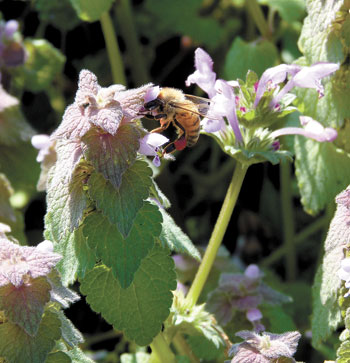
(69, 0), (115, 22)
(56, 310), (84, 348)
(88, 160), (152, 237)
(311, 188), (350, 347)
(0, 276), (51, 336)
(46, 351), (71, 363)
(158, 208), (201, 261)
(223, 37), (279, 80)
(83, 202), (162, 288)
(82, 124), (140, 189)
(80, 244), (176, 346)
(12, 39), (65, 92)
(51, 227), (96, 286)
(46, 149), (88, 241)
(337, 339), (350, 363)
(0, 308), (61, 363)
(294, 139), (350, 215)
(298, 0), (345, 64)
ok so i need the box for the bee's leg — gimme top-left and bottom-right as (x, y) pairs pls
(141, 113), (167, 120)
(162, 141), (177, 155)
(151, 120), (171, 133)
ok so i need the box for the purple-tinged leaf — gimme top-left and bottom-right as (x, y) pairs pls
(82, 124), (140, 189)
(0, 308), (61, 363)
(0, 276), (51, 336)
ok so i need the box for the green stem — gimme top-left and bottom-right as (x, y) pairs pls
(149, 332), (176, 363)
(280, 161), (296, 281)
(245, 0), (272, 40)
(115, 0), (150, 84)
(100, 11), (127, 85)
(261, 215), (329, 267)
(185, 162), (248, 306)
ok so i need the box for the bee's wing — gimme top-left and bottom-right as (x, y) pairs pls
(170, 96), (220, 120)
(184, 94), (211, 115)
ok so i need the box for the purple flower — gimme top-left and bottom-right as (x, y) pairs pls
(0, 19), (26, 67)
(229, 330), (301, 362)
(254, 62), (339, 109)
(270, 115), (337, 143)
(138, 133), (169, 167)
(207, 264), (290, 329)
(185, 47), (217, 98)
(0, 238), (62, 287)
(186, 48), (242, 141)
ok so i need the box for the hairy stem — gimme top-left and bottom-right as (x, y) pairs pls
(280, 161), (296, 281)
(185, 162), (248, 306)
(100, 11), (126, 85)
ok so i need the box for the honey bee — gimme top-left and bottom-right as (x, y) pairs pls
(142, 87), (211, 155)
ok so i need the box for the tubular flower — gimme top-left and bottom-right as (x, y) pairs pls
(138, 133), (169, 167)
(254, 62), (340, 109)
(185, 47), (240, 139)
(270, 116), (338, 144)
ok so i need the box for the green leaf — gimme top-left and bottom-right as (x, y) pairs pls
(158, 208), (201, 261)
(298, 0), (345, 64)
(258, 0), (305, 23)
(0, 276), (51, 337)
(46, 160), (88, 242)
(0, 142), (40, 197)
(312, 264), (342, 348)
(80, 244), (177, 346)
(223, 37), (278, 80)
(261, 305), (296, 333)
(82, 124), (140, 189)
(83, 202), (162, 288)
(312, 192), (350, 347)
(137, 0), (224, 49)
(12, 39), (66, 92)
(63, 347), (95, 363)
(34, 0), (81, 31)
(56, 310), (84, 348)
(52, 227), (96, 286)
(46, 351), (71, 363)
(88, 160), (152, 237)
(187, 335), (224, 361)
(337, 339), (350, 363)
(0, 308), (61, 363)
(69, 0), (115, 22)
(0, 173), (16, 224)
(294, 139), (350, 215)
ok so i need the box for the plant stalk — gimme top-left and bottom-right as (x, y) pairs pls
(100, 11), (127, 85)
(185, 162), (248, 306)
(149, 332), (176, 363)
(245, 0), (272, 40)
